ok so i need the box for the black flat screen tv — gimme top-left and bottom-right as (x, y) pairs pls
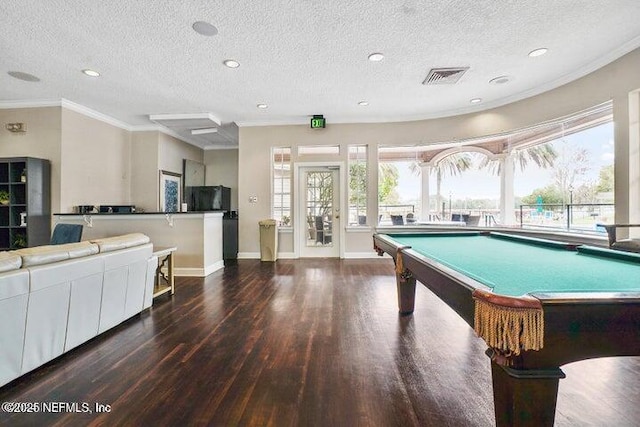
(186, 186), (230, 211)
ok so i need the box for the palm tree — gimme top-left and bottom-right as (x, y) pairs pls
(478, 143), (557, 174)
(432, 153), (473, 213)
(409, 153), (473, 214)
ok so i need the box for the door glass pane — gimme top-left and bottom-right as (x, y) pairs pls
(305, 171), (333, 247)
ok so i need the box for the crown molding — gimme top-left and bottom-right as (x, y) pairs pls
(60, 99), (134, 131)
(0, 98), (135, 131)
(0, 99), (62, 109)
(0, 98), (211, 149)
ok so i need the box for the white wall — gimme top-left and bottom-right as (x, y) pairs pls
(238, 47), (640, 256)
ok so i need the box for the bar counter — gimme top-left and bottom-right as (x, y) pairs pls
(53, 211), (224, 277)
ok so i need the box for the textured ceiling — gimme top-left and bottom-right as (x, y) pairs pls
(2, 0), (640, 145)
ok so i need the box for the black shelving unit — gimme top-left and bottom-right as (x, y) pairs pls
(0, 157), (51, 251)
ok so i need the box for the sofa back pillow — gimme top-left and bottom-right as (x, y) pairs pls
(11, 242), (100, 267)
(90, 233), (151, 253)
(0, 251), (22, 272)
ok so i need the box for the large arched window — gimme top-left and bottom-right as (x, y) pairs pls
(377, 101), (613, 231)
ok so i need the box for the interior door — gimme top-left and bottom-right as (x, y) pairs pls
(299, 167), (340, 257)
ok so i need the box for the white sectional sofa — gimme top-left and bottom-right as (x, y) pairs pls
(0, 233), (157, 388)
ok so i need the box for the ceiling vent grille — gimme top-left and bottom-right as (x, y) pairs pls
(422, 67), (470, 85)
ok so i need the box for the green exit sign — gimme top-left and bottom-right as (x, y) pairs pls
(310, 115), (326, 129)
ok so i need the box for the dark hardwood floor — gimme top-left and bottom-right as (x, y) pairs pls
(1, 259), (639, 426)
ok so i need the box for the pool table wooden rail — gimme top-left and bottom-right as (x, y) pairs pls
(373, 231), (487, 322)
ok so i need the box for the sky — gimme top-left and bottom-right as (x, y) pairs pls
(393, 122), (614, 201)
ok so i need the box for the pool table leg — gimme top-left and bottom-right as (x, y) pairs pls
(490, 361), (565, 427)
(395, 273), (416, 315)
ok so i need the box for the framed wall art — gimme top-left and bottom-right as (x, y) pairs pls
(159, 170), (182, 212)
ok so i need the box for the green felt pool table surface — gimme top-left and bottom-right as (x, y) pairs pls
(388, 232), (640, 297)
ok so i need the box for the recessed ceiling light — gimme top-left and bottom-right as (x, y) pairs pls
(257, 104), (268, 109)
(223, 59), (240, 68)
(82, 69), (100, 77)
(7, 71), (40, 82)
(368, 53), (384, 62)
(192, 21), (218, 36)
(358, 101), (369, 106)
(470, 98), (482, 104)
(489, 75), (511, 85)
(528, 48), (548, 57)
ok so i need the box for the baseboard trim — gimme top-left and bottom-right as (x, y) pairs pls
(343, 252), (381, 259)
(237, 252), (296, 260)
(175, 260), (225, 277)
(275, 252), (296, 259)
(238, 252), (381, 259)
(238, 252), (260, 259)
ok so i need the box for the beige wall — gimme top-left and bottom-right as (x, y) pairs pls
(238, 47), (640, 256)
(0, 107), (62, 214)
(131, 131), (160, 212)
(157, 132), (204, 211)
(204, 148), (239, 210)
(158, 132), (203, 176)
(627, 89), (640, 238)
(0, 107), (206, 215)
(131, 131), (204, 212)
(60, 108), (132, 212)
(58, 125), (205, 213)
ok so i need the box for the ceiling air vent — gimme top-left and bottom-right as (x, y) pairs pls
(422, 67), (470, 85)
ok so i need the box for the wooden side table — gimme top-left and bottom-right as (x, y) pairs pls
(152, 246), (177, 298)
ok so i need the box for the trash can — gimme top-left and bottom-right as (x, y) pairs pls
(258, 219), (278, 261)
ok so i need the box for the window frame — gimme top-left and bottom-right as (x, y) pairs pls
(272, 147), (292, 227)
(348, 145), (368, 227)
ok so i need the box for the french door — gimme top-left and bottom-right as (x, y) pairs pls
(297, 165), (341, 258)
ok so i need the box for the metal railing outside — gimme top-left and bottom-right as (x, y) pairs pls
(376, 205), (501, 227)
(518, 203), (614, 234)
(377, 204), (415, 223)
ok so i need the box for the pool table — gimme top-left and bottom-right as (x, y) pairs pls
(373, 231), (640, 427)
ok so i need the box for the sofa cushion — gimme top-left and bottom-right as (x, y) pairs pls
(0, 252), (22, 273)
(12, 246), (70, 267)
(90, 233), (150, 253)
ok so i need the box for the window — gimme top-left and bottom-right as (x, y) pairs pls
(298, 145), (340, 156)
(376, 101), (613, 229)
(377, 147), (419, 225)
(272, 147), (291, 227)
(348, 145), (367, 226)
